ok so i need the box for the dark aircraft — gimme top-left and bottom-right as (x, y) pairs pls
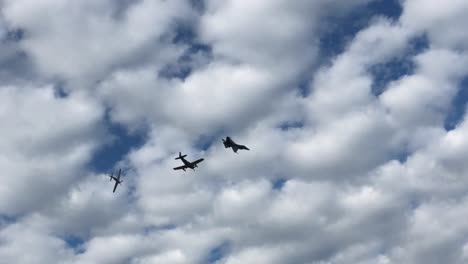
(222, 136), (250, 153)
(109, 168), (123, 193)
(173, 152), (204, 171)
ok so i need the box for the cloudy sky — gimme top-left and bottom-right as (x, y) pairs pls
(1, 0), (468, 263)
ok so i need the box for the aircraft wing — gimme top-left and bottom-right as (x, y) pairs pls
(238, 145), (250, 150)
(191, 158), (204, 165)
(173, 165), (189, 170)
(113, 181), (119, 193)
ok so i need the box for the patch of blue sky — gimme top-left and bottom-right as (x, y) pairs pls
(143, 224), (177, 235)
(319, 0), (402, 62)
(158, 61), (193, 80)
(206, 240), (230, 264)
(89, 116), (146, 173)
(409, 198), (420, 210)
(296, 0), (404, 97)
(297, 79), (310, 98)
(369, 34), (429, 96)
(444, 76), (468, 131)
(194, 132), (225, 152)
(272, 178), (288, 190)
(0, 49), (29, 75)
(0, 214), (17, 226)
(393, 147), (411, 164)
(190, 0), (205, 13)
(63, 235), (85, 254)
(278, 119), (304, 131)
(159, 19), (212, 80)
(0, 29), (36, 81)
(4, 28), (24, 42)
(52, 80), (70, 98)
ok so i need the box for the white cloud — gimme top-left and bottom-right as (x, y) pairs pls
(401, 0), (468, 50)
(0, 217), (74, 264)
(1, 0), (468, 263)
(2, 0), (191, 85)
(0, 85), (104, 215)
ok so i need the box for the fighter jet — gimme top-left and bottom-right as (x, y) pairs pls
(222, 136), (250, 153)
(109, 168), (123, 193)
(173, 152), (204, 171)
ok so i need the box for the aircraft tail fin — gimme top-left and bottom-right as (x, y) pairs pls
(109, 172), (113, 181)
(175, 152), (187, 160)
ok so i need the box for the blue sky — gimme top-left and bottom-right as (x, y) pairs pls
(1, 0), (468, 263)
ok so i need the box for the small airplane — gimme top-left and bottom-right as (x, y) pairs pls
(109, 168), (123, 193)
(222, 136), (250, 153)
(173, 152), (204, 171)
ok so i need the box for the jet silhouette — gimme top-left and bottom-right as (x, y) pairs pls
(173, 152), (204, 171)
(109, 168), (123, 193)
(222, 137), (250, 153)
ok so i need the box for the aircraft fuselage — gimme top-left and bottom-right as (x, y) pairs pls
(180, 157), (197, 169)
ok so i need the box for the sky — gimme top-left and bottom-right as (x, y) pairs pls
(1, 0), (468, 263)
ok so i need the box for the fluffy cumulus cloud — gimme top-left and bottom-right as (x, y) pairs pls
(1, 0), (468, 263)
